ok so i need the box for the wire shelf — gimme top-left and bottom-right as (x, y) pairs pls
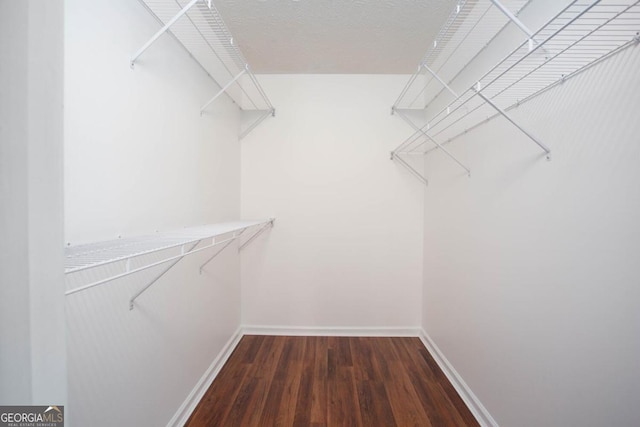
(396, 0), (639, 156)
(393, 0), (532, 111)
(64, 219), (274, 308)
(65, 220), (270, 274)
(134, 0), (274, 116)
(65, 218), (275, 310)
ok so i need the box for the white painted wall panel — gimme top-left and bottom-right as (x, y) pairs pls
(65, 0), (241, 244)
(241, 75), (424, 328)
(423, 44), (640, 427)
(64, 0), (242, 425)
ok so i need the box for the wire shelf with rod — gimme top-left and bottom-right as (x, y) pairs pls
(392, 0), (640, 184)
(64, 219), (275, 310)
(392, 0), (533, 112)
(132, 0), (275, 138)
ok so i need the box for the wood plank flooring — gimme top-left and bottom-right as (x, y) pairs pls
(186, 336), (479, 427)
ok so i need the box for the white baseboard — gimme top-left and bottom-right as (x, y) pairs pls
(242, 325), (421, 337)
(418, 329), (498, 427)
(167, 327), (243, 427)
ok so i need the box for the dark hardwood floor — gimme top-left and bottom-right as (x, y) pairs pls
(186, 335), (479, 427)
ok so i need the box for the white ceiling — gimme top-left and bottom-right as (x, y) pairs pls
(214, 0), (458, 74)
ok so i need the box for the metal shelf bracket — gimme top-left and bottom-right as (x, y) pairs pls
(239, 108), (275, 140)
(239, 218), (275, 251)
(129, 240), (201, 310)
(199, 232), (242, 274)
(201, 68), (247, 114)
(393, 109), (470, 181)
(130, 0), (200, 68)
(422, 64), (458, 98)
(489, 0), (540, 48)
(391, 152), (429, 186)
(127, 219), (274, 309)
(473, 86), (551, 159)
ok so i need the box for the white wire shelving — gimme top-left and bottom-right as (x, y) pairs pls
(391, 0), (640, 184)
(133, 0), (275, 138)
(64, 219), (274, 309)
(393, 0), (533, 112)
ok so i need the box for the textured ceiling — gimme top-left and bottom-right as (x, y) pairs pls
(214, 0), (458, 74)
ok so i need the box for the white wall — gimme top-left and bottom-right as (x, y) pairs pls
(422, 39), (640, 427)
(241, 75), (424, 329)
(64, 0), (243, 425)
(65, 0), (241, 245)
(0, 0), (66, 406)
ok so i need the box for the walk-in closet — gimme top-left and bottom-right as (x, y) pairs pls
(1, 0), (639, 425)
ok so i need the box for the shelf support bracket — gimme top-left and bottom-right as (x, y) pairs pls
(199, 233), (242, 274)
(239, 218), (275, 251)
(395, 109), (470, 176)
(391, 108), (430, 154)
(201, 68), (247, 114)
(130, 0), (201, 68)
(392, 110), (431, 155)
(489, 0), (539, 48)
(239, 108), (275, 140)
(474, 87), (551, 158)
(129, 240), (201, 310)
(391, 152), (428, 186)
(394, 108), (424, 134)
(422, 64), (458, 98)
(391, 68), (422, 112)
